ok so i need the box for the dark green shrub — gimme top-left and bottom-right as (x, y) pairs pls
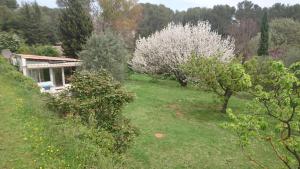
(0, 32), (21, 52)
(48, 70), (138, 153)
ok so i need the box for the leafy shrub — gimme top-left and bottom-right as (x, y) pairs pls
(0, 32), (21, 52)
(33, 45), (61, 57)
(48, 70), (138, 153)
(79, 32), (129, 82)
(17, 43), (32, 54)
(17, 44), (61, 57)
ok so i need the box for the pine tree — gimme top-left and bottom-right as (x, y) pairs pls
(257, 11), (269, 56)
(20, 2), (46, 45)
(0, 0), (18, 9)
(59, 0), (93, 58)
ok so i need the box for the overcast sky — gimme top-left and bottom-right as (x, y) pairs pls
(17, 0), (300, 11)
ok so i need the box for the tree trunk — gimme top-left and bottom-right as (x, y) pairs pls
(222, 89), (233, 113)
(173, 70), (188, 87)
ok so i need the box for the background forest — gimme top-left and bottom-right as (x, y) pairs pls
(1, 0), (300, 63)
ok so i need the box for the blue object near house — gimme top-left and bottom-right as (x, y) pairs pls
(38, 81), (54, 91)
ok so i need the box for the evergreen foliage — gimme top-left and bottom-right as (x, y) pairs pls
(257, 11), (269, 56)
(0, 0), (18, 9)
(79, 32), (129, 82)
(59, 0), (93, 58)
(137, 3), (174, 38)
(19, 2), (46, 45)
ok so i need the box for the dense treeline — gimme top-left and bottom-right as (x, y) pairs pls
(0, 0), (59, 45)
(1, 0), (299, 57)
(137, 1), (300, 38)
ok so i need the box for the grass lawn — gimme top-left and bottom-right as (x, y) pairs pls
(123, 74), (282, 169)
(0, 56), (282, 168)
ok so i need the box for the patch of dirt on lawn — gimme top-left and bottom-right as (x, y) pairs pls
(155, 133), (165, 139)
(167, 104), (185, 118)
(175, 111), (184, 117)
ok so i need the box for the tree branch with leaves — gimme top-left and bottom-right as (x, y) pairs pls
(227, 61), (300, 168)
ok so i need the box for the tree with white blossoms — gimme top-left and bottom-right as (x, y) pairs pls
(131, 21), (235, 86)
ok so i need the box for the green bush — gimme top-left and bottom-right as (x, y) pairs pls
(0, 32), (21, 52)
(48, 70), (138, 153)
(17, 44), (61, 57)
(79, 32), (129, 82)
(33, 45), (61, 57)
(17, 43), (32, 54)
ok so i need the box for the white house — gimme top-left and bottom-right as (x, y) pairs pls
(12, 54), (82, 92)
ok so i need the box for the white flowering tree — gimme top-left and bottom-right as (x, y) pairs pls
(131, 21), (235, 86)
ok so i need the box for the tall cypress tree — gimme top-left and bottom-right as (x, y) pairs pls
(257, 11), (269, 56)
(59, 0), (93, 58)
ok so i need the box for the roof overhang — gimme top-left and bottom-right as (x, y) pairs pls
(16, 54), (81, 62)
(27, 62), (82, 69)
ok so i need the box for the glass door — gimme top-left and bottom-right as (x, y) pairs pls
(53, 68), (63, 87)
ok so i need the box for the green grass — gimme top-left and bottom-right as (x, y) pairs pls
(0, 56), (283, 168)
(0, 57), (115, 169)
(123, 74), (283, 169)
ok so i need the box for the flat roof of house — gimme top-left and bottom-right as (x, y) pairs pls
(17, 54), (81, 62)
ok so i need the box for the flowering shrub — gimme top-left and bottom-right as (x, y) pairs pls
(48, 70), (138, 153)
(132, 21), (235, 86)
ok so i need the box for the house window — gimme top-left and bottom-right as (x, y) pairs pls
(28, 69), (51, 82)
